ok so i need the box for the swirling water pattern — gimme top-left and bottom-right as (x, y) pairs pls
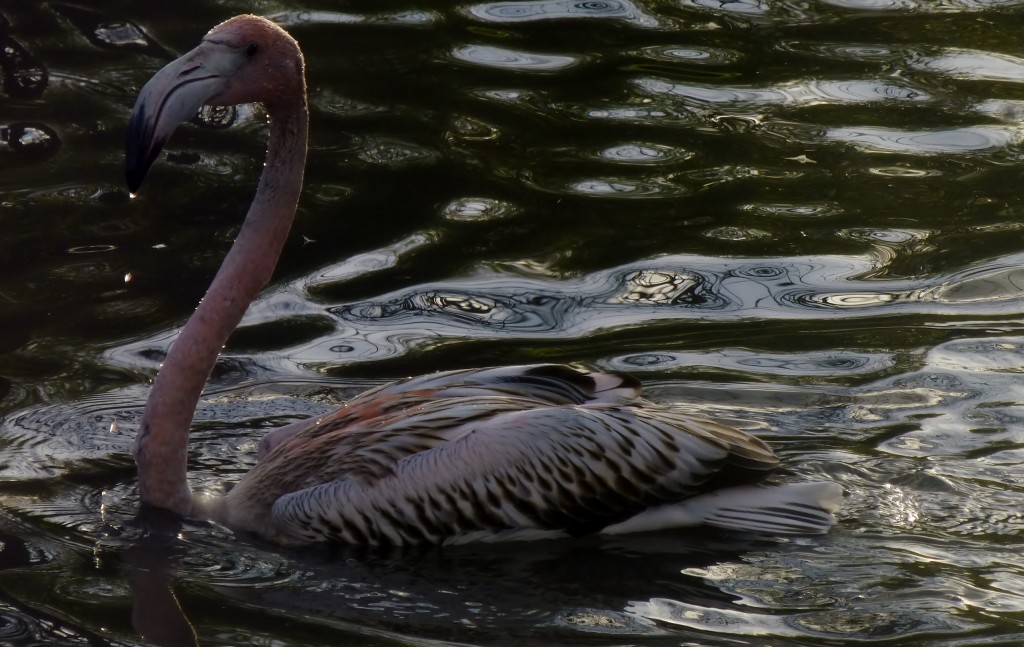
(5, 0), (1024, 645)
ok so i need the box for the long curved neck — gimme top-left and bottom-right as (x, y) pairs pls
(135, 98), (308, 516)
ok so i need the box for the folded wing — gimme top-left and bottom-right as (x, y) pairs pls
(268, 398), (778, 545)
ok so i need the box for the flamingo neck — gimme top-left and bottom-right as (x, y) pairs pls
(134, 99), (308, 516)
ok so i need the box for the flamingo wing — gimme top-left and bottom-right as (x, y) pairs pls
(266, 398), (778, 545)
(257, 363), (641, 459)
(310, 363), (642, 434)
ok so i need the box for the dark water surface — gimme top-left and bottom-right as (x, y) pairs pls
(4, 0), (1024, 644)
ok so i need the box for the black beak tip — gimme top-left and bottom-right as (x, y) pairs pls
(125, 103), (161, 195)
(125, 157), (150, 195)
(125, 130), (164, 195)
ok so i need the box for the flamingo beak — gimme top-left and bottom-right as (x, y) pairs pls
(125, 42), (245, 193)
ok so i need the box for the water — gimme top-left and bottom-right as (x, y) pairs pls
(3, 0), (1024, 644)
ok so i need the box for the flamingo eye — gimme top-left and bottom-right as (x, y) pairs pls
(245, 42), (259, 57)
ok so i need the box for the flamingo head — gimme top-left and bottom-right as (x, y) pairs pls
(125, 14), (305, 193)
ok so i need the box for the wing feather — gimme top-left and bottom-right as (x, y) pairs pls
(223, 364), (783, 545)
(259, 364), (640, 461)
(267, 403), (778, 545)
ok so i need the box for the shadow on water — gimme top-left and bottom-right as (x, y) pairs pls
(119, 506), (831, 647)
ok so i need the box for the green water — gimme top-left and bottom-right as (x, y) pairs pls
(4, 0), (1024, 644)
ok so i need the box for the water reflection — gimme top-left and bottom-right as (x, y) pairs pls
(90, 248), (1024, 377)
(51, 4), (172, 57)
(441, 197), (519, 221)
(310, 252), (1024, 363)
(594, 142), (692, 164)
(635, 45), (742, 66)
(118, 510), (819, 645)
(915, 49), (1024, 82)
(826, 126), (1019, 154)
(466, 0), (662, 27)
(271, 9), (440, 26)
(607, 349), (894, 377)
(822, 0), (1024, 10)
(0, 16), (47, 100)
(743, 202), (842, 218)
(680, 0), (771, 16)
(636, 77), (929, 109)
(452, 45), (583, 71)
(0, 123), (59, 159)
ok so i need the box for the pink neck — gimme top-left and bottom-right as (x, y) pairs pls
(134, 100), (308, 515)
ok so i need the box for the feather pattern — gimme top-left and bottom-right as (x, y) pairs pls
(215, 364), (836, 546)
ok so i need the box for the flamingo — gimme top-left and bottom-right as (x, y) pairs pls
(125, 15), (842, 546)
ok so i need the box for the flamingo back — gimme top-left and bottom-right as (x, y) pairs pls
(221, 365), (781, 545)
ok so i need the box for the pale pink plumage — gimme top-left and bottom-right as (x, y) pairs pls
(127, 15), (841, 546)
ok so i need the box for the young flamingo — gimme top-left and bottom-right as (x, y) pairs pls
(126, 15), (842, 546)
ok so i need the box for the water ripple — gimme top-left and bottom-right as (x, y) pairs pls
(606, 349), (894, 377)
(351, 136), (439, 167)
(593, 143), (692, 164)
(826, 126), (1018, 154)
(0, 392), (139, 482)
(780, 41), (901, 62)
(452, 45), (582, 71)
(94, 249), (1024, 376)
(822, 0), (1024, 10)
(914, 49), (1024, 82)
(563, 177), (690, 198)
(635, 45), (741, 66)
(636, 77), (929, 110)
(743, 202), (843, 219)
(0, 598), (107, 646)
(704, 226), (772, 242)
(819, 0), (918, 8)
(337, 289), (569, 333)
(573, 103), (691, 125)
(441, 197), (519, 221)
(632, 590), (967, 639)
(310, 233), (438, 285)
(273, 252), (1024, 366)
(678, 0), (771, 16)
(629, 597), (802, 638)
(0, 123), (59, 160)
(270, 10), (440, 26)
(465, 0), (662, 27)
(605, 270), (708, 305)
(50, 4), (171, 57)
(928, 337), (1024, 373)
(839, 228), (930, 245)
(866, 166), (944, 177)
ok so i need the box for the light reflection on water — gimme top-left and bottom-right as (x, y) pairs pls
(113, 250), (1024, 372)
(5, 0), (1024, 645)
